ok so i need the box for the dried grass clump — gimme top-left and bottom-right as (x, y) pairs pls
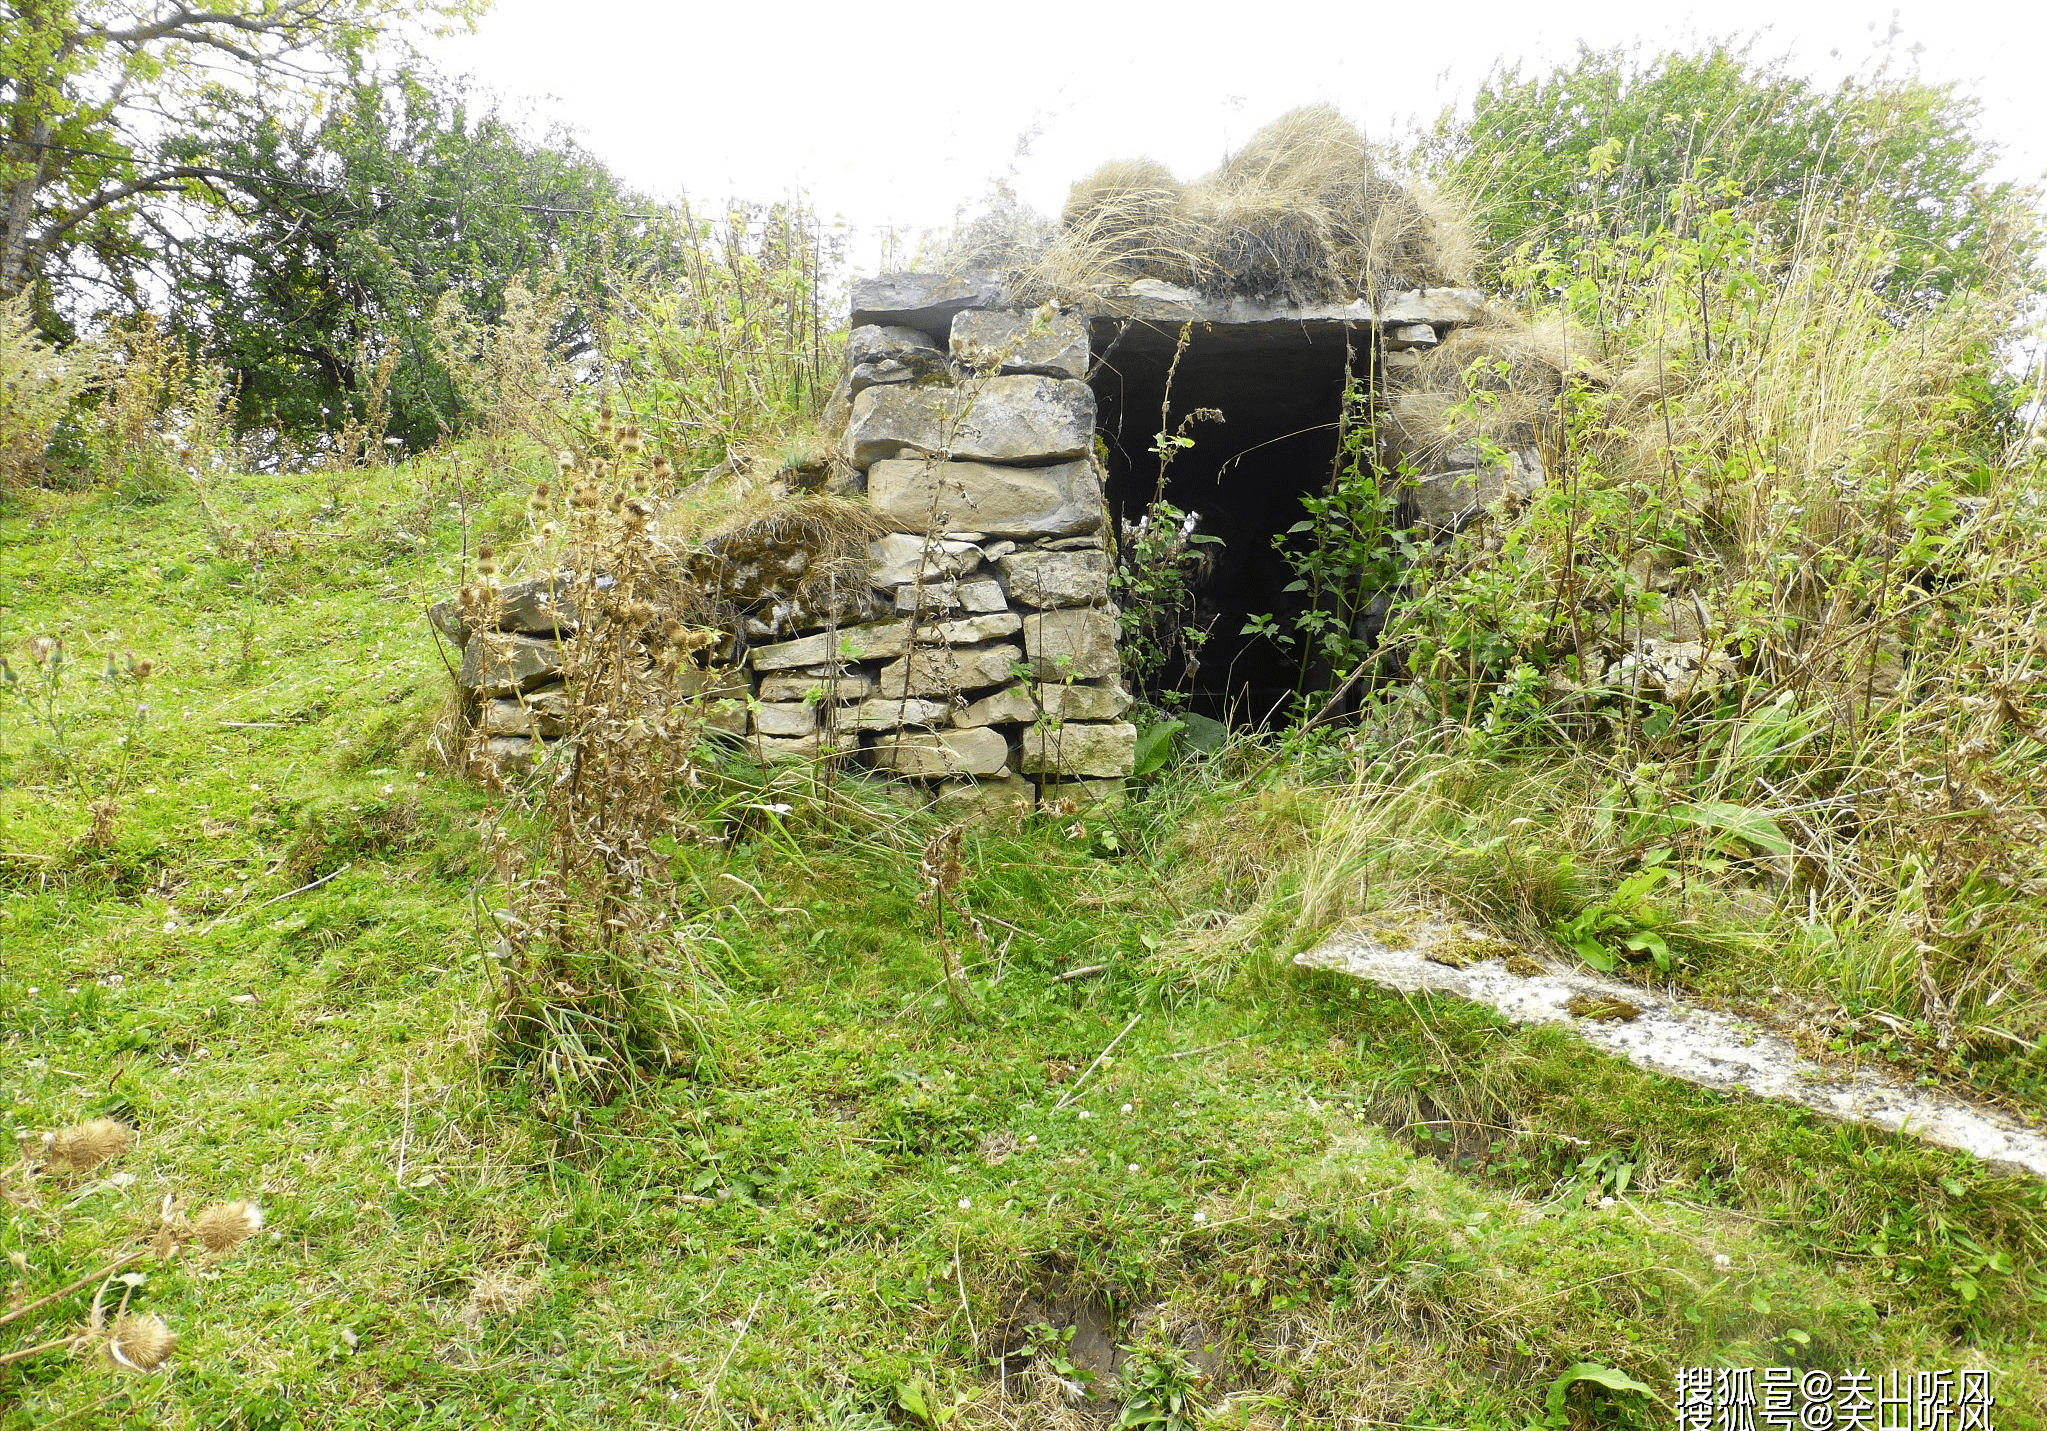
(41, 1118), (135, 1176)
(1021, 106), (1476, 306)
(1382, 311), (1593, 466)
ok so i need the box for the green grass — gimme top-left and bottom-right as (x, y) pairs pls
(3, 466), (2044, 1429)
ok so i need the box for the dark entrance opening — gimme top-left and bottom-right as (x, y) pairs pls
(1088, 317), (1372, 724)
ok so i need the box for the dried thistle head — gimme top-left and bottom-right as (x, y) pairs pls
(570, 481), (599, 511)
(192, 1199), (264, 1254)
(475, 544), (498, 580)
(126, 653), (154, 680)
(621, 497), (654, 534)
(555, 450), (576, 476)
(106, 1314), (176, 1372)
(42, 1117), (134, 1175)
(623, 599), (656, 628)
(527, 483), (551, 516)
(29, 635), (57, 666)
(620, 423), (644, 458)
(651, 456), (674, 485)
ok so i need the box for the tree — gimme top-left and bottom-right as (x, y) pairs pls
(165, 68), (644, 447)
(0, 0), (481, 330)
(1426, 41), (2032, 305)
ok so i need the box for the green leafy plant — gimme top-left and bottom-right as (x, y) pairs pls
(1116, 1340), (1205, 1431)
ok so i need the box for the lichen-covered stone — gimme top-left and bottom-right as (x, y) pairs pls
(843, 376), (1095, 469)
(953, 677), (1132, 728)
(458, 634), (564, 696)
(1021, 721), (1137, 778)
(868, 726), (1010, 778)
(849, 271), (1003, 335)
(482, 687), (574, 738)
(749, 620), (911, 671)
(868, 458), (1104, 539)
(851, 696), (953, 730)
(894, 577), (1008, 615)
(753, 702), (819, 737)
(950, 308), (1089, 380)
(759, 669), (874, 702)
(1022, 608), (1120, 680)
(997, 549), (1112, 608)
(867, 533), (984, 588)
(848, 324), (949, 369)
(749, 730), (856, 763)
(876, 642), (1022, 697)
(915, 611), (1022, 645)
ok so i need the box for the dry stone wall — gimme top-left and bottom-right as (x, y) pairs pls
(442, 294), (1135, 811)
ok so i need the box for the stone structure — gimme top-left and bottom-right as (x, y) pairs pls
(440, 269), (1533, 807)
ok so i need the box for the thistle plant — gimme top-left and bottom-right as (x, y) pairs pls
(1, 637), (156, 847)
(2, 1120), (265, 1377)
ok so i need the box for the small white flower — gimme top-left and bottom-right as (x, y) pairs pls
(1599, 1196), (1616, 1209)
(1024, 1134), (1038, 1144)
(339, 1328), (359, 1349)
(163, 921), (177, 933)
(1713, 1253), (1733, 1269)
(1192, 1210), (1207, 1224)
(1126, 1163), (1140, 1175)
(1076, 1109), (1091, 1120)
(230, 994), (256, 1005)
(1120, 1103), (1133, 1115)
(956, 1198), (972, 1210)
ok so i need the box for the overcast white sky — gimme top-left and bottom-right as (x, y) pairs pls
(426, 0), (2045, 271)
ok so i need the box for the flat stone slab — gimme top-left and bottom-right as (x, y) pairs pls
(458, 634), (564, 696)
(843, 376), (1096, 470)
(955, 679), (1133, 728)
(753, 702), (819, 737)
(894, 577), (1009, 615)
(759, 669), (874, 703)
(1020, 721), (1137, 778)
(868, 533), (985, 589)
(868, 726), (1010, 777)
(876, 642), (1022, 698)
(951, 308), (1089, 380)
(1084, 280), (1486, 342)
(1022, 607), (1120, 680)
(998, 549), (1112, 608)
(1298, 914), (2047, 1180)
(868, 458), (1104, 539)
(850, 696), (953, 731)
(850, 271), (1005, 338)
(749, 620), (911, 671)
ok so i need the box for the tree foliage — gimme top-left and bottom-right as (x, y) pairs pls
(166, 69), (645, 447)
(1427, 41), (2034, 305)
(1, 0), (482, 330)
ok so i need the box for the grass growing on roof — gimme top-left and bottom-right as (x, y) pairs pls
(3, 459), (2045, 1427)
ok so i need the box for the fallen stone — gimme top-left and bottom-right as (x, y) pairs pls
(1022, 608), (1120, 680)
(843, 376), (1095, 469)
(749, 620), (911, 671)
(1606, 638), (1737, 702)
(998, 549), (1111, 608)
(849, 270), (1004, 336)
(850, 696), (953, 730)
(982, 540), (1018, 562)
(951, 308), (1089, 379)
(876, 642), (1023, 697)
(1020, 721), (1137, 778)
(868, 726), (1010, 778)
(915, 611), (1022, 645)
(867, 533), (984, 588)
(868, 458), (1104, 539)
(753, 702), (819, 737)
(459, 634), (564, 697)
(759, 669), (875, 702)
(481, 735), (539, 766)
(894, 577), (1009, 615)
(433, 573), (580, 644)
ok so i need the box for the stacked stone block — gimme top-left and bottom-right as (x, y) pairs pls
(746, 296), (1135, 806)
